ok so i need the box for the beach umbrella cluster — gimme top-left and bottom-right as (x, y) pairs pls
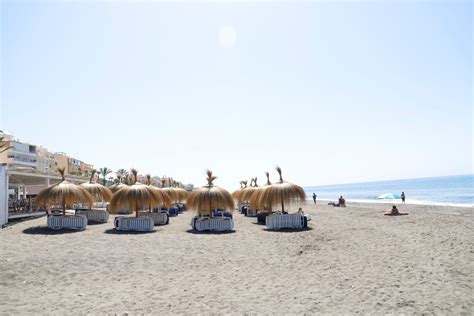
(36, 165), (302, 224)
(244, 167), (305, 212)
(36, 167), (190, 216)
(35, 167), (94, 215)
(109, 169), (171, 217)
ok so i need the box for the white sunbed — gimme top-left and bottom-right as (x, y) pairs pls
(191, 216), (234, 232)
(47, 215), (88, 230)
(137, 211), (169, 226)
(75, 209), (109, 223)
(114, 216), (154, 232)
(265, 213), (310, 230)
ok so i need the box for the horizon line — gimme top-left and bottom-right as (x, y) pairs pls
(303, 173), (473, 189)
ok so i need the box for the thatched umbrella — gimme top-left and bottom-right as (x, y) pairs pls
(232, 180), (248, 202)
(159, 179), (179, 204)
(250, 172), (272, 210)
(35, 167), (94, 215)
(80, 170), (113, 207)
(146, 175), (172, 210)
(187, 170), (235, 217)
(109, 169), (169, 217)
(240, 177), (259, 202)
(109, 175), (128, 193)
(256, 167), (305, 212)
(171, 181), (189, 203)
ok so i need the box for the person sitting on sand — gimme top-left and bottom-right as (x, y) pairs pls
(337, 196), (346, 207)
(384, 205), (408, 216)
(387, 205), (399, 215)
(297, 207), (304, 214)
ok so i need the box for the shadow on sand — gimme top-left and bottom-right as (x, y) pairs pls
(103, 228), (157, 235)
(263, 227), (314, 233)
(87, 221), (109, 226)
(23, 226), (83, 235)
(185, 229), (236, 235)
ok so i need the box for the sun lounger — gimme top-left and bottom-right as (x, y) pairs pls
(266, 213), (309, 230)
(191, 216), (234, 232)
(168, 206), (179, 217)
(212, 209), (233, 219)
(137, 211), (169, 225)
(245, 208), (258, 217)
(114, 216), (154, 232)
(257, 212), (270, 224)
(176, 204), (186, 213)
(238, 203), (249, 214)
(75, 209), (109, 223)
(47, 214), (88, 230)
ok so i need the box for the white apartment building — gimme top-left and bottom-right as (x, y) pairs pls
(0, 139), (38, 170)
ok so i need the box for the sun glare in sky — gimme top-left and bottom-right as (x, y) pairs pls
(218, 26), (237, 48)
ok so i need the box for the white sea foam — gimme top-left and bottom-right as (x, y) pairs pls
(308, 198), (473, 208)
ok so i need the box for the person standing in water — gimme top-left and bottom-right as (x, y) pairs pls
(312, 193), (317, 204)
(401, 192), (406, 204)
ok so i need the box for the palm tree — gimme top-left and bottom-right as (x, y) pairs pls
(116, 168), (129, 184)
(99, 167), (113, 186)
(0, 137), (13, 153)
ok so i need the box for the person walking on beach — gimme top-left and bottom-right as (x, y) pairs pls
(312, 193), (317, 204)
(401, 192), (406, 204)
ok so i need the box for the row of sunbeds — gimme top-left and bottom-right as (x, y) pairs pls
(46, 203), (311, 232)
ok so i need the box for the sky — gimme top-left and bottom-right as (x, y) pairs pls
(1, 0), (472, 190)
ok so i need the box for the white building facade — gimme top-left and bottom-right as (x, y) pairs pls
(0, 164), (8, 226)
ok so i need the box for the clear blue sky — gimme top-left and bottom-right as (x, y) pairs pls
(1, 0), (472, 189)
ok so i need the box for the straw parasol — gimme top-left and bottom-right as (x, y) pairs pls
(80, 170), (113, 206)
(187, 170), (235, 217)
(256, 167), (306, 212)
(35, 167), (94, 215)
(159, 179), (179, 204)
(249, 172), (272, 210)
(109, 169), (169, 217)
(232, 180), (248, 202)
(109, 175), (128, 193)
(240, 177), (259, 202)
(171, 181), (189, 203)
(146, 175), (172, 209)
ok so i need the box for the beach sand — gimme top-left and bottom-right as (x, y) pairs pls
(0, 202), (472, 315)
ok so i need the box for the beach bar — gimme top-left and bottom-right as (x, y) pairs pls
(1, 166), (87, 227)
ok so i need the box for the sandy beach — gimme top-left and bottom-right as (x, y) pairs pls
(0, 201), (472, 315)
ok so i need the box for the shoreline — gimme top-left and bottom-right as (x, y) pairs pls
(308, 198), (474, 208)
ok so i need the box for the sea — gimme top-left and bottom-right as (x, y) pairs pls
(304, 174), (473, 207)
